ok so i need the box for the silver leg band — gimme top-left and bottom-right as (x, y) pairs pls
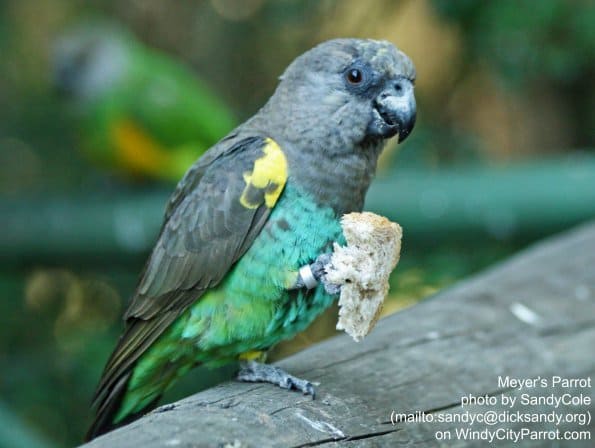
(299, 265), (319, 290)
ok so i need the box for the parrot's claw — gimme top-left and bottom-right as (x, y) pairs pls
(293, 253), (341, 295)
(323, 281), (342, 296)
(310, 252), (332, 280)
(236, 361), (316, 399)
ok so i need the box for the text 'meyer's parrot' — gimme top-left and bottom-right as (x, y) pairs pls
(87, 38), (416, 440)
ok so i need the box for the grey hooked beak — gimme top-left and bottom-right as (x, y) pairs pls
(368, 77), (416, 142)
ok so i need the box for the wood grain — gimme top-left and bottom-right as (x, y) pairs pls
(82, 221), (595, 447)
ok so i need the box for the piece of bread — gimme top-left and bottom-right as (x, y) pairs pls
(326, 212), (402, 341)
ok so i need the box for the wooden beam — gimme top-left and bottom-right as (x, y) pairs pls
(82, 221), (595, 447)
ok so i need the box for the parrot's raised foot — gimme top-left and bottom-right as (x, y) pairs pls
(294, 253), (341, 295)
(236, 361), (316, 399)
(321, 279), (341, 296)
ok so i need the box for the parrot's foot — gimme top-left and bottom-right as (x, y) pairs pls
(236, 361), (316, 398)
(293, 253), (341, 295)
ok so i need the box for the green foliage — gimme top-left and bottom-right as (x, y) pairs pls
(433, 0), (595, 86)
(56, 22), (236, 181)
(0, 1), (593, 446)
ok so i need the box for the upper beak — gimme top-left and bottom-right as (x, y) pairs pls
(371, 77), (416, 142)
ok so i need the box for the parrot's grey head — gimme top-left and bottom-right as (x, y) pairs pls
(265, 38), (416, 149)
(252, 38), (416, 212)
(52, 24), (130, 101)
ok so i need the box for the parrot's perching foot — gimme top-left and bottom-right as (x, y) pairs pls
(293, 253), (341, 295)
(236, 361), (316, 399)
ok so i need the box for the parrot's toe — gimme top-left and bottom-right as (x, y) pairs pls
(282, 375), (316, 399)
(236, 361), (317, 399)
(310, 252), (333, 279)
(323, 282), (342, 296)
(313, 253), (341, 296)
(293, 252), (341, 296)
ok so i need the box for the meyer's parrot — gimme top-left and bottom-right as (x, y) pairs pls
(87, 38), (416, 440)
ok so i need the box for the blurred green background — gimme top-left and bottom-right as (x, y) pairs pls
(1, 1), (594, 446)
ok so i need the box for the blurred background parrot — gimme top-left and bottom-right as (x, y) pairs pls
(52, 21), (236, 183)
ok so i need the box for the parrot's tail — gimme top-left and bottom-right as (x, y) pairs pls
(85, 368), (128, 440)
(85, 368), (137, 440)
(85, 369), (126, 440)
(85, 317), (173, 441)
(85, 368), (164, 441)
(86, 311), (191, 441)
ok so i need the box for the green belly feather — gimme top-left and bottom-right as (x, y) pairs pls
(116, 184), (343, 421)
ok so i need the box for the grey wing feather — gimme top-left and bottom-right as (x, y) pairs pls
(127, 135), (266, 319)
(90, 135), (278, 435)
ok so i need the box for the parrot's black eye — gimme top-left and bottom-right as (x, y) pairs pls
(346, 68), (363, 84)
(343, 63), (374, 93)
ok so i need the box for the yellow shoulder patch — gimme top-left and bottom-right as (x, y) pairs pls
(240, 138), (288, 209)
